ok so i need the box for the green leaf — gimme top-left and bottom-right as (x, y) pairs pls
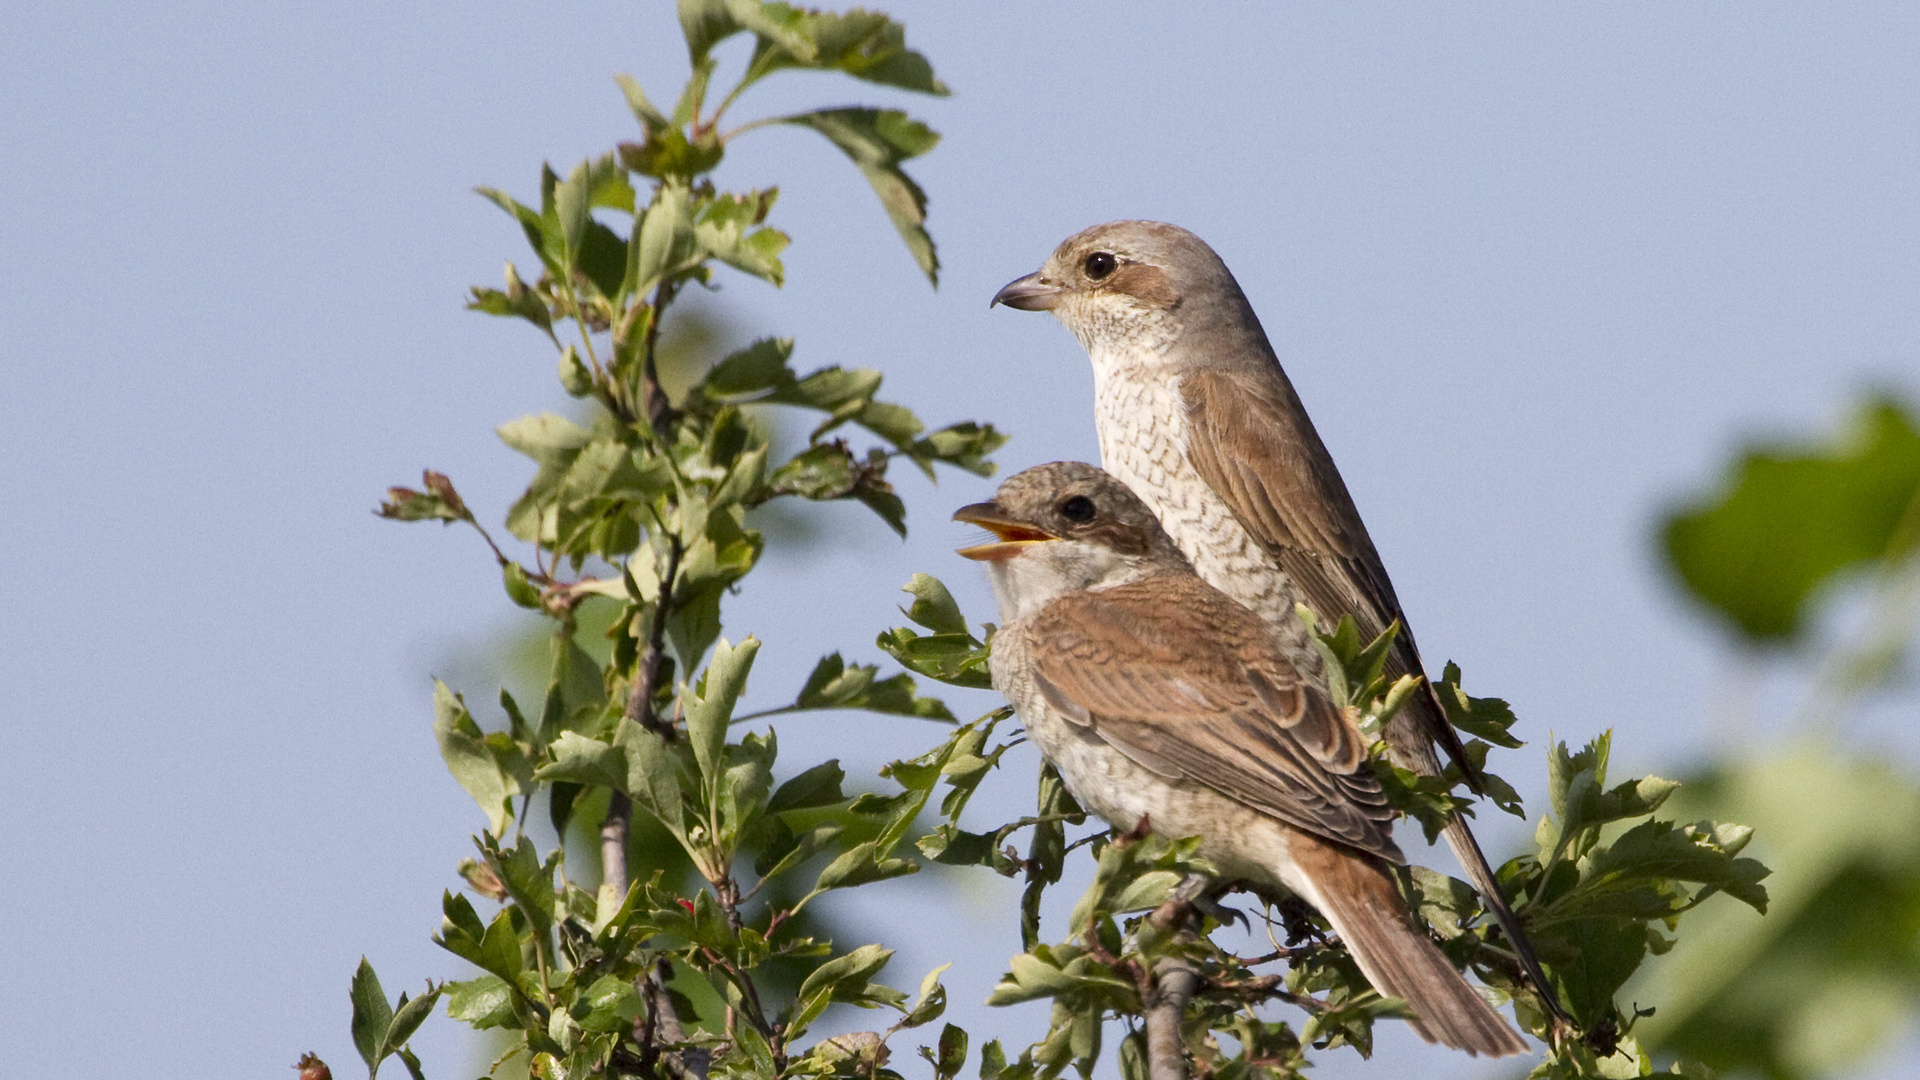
(907, 420), (1007, 479)
(432, 681), (515, 835)
(350, 957), (393, 1076)
(487, 834), (558, 937)
(1552, 914), (1653, 1031)
(377, 486), (465, 524)
(680, 0), (814, 67)
(768, 759), (847, 812)
(793, 653), (956, 721)
(475, 184), (554, 273)
(686, 637), (759, 784)
(717, 729), (777, 847)
(780, 364), (883, 413)
(627, 181), (697, 299)
(985, 951), (1130, 1006)
(767, 441), (856, 499)
(434, 893), (524, 985)
(1662, 395), (1920, 643)
(554, 158), (593, 273)
(614, 718), (687, 839)
(793, 943), (896, 1034)
(498, 412), (594, 465)
(445, 975), (517, 1029)
(1022, 764), (1078, 950)
(776, 108), (940, 284)
(743, 8), (948, 96)
(701, 337), (795, 397)
(382, 985), (443, 1061)
(929, 1023), (968, 1080)
(814, 838), (919, 892)
(902, 962), (952, 1028)
(577, 975), (646, 1033)
(694, 189), (787, 286)
(900, 573), (968, 634)
(1434, 662), (1526, 749)
(541, 633), (606, 742)
(678, 0), (739, 62)
(467, 260), (552, 331)
(876, 627), (994, 689)
(1587, 819), (1771, 914)
(535, 731), (629, 791)
(614, 73), (670, 131)
(795, 651), (872, 705)
(502, 561), (542, 608)
(619, 126), (724, 181)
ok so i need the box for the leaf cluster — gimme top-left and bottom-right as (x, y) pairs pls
(361, 6), (1014, 1078)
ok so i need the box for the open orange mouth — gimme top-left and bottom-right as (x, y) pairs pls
(952, 502), (1058, 561)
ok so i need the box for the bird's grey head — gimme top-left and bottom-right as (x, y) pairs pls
(991, 221), (1268, 365)
(954, 461), (1190, 621)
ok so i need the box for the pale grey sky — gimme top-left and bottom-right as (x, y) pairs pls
(3, 3), (1916, 1078)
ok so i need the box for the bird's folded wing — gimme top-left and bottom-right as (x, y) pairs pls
(1179, 365), (1404, 638)
(1180, 365), (1477, 776)
(1027, 578), (1401, 861)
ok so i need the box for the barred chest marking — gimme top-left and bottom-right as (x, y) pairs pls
(1089, 359), (1317, 664)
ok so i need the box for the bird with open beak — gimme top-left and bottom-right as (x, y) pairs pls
(956, 462), (1527, 1057)
(992, 221), (1560, 1020)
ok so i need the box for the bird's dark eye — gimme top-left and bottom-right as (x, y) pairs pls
(1058, 495), (1097, 523)
(1083, 251), (1117, 280)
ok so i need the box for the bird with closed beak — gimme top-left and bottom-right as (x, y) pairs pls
(992, 221), (1560, 1019)
(956, 461), (1527, 1057)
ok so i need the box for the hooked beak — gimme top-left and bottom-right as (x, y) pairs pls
(953, 501), (1058, 561)
(990, 271), (1063, 311)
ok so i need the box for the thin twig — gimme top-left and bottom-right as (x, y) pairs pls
(640, 279), (678, 431)
(646, 959), (711, 1080)
(626, 537), (684, 737)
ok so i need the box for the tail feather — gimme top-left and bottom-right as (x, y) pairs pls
(1291, 834), (1529, 1057)
(1396, 685), (1566, 1025)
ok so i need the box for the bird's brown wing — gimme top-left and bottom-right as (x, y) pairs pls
(1179, 365), (1474, 778)
(1024, 575), (1401, 861)
(1180, 365), (1560, 1018)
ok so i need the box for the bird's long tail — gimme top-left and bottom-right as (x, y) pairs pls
(1290, 834), (1529, 1057)
(1396, 683), (1568, 1025)
(1439, 809), (1564, 1014)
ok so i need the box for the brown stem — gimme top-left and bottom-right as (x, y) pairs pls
(640, 279), (678, 432)
(599, 791), (633, 908)
(646, 959), (711, 1080)
(710, 876), (783, 1069)
(1144, 955), (1199, 1080)
(1142, 896), (1200, 1080)
(625, 535), (682, 738)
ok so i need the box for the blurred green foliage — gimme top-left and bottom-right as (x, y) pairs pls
(1644, 394), (1920, 1080)
(1663, 396), (1920, 646)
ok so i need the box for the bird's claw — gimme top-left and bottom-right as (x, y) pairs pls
(1172, 873), (1250, 930)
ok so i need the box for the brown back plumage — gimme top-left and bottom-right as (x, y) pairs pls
(1024, 573), (1400, 860)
